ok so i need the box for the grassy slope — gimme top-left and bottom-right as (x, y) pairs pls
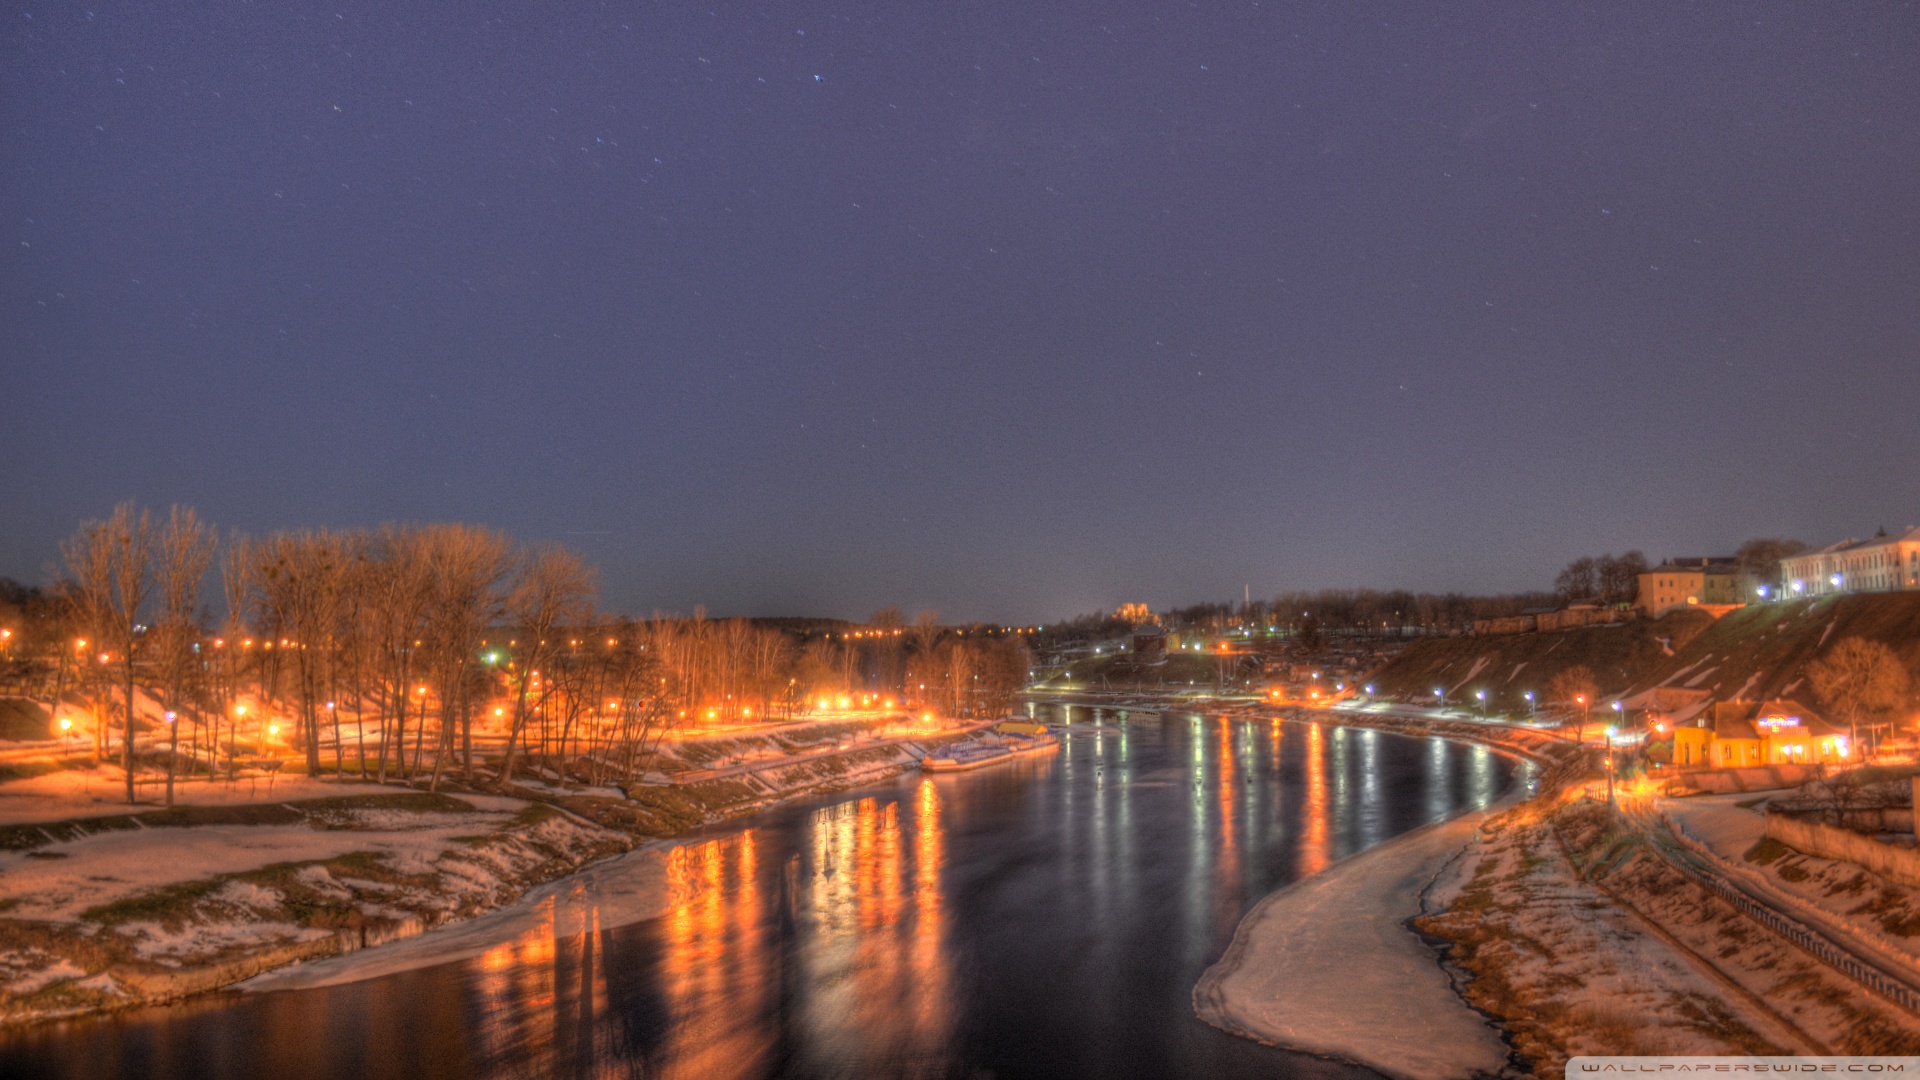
(1634, 594), (1920, 702)
(1366, 610), (1716, 703)
(1367, 594), (1920, 709)
(0, 699), (50, 741)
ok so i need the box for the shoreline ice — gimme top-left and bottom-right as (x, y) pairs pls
(1194, 792), (1527, 1080)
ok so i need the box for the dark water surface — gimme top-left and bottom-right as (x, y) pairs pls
(1, 707), (1525, 1080)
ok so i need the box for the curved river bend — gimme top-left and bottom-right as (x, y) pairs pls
(1, 707), (1525, 1080)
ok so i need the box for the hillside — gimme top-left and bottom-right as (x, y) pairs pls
(1365, 594), (1920, 713)
(1628, 593), (1920, 703)
(1365, 610), (1715, 708)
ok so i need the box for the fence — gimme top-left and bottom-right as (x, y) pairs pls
(1672, 849), (1920, 1013)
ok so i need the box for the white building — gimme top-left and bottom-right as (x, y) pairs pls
(1781, 527), (1920, 597)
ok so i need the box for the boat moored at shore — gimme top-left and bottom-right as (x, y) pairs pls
(921, 722), (1061, 772)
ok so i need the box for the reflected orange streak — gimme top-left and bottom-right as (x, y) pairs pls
(911, 779), (950, 1043)
(736, 829), (762, 1014)
(1217, 721), (1238, 890)
(659, 837), (766, 1078)
(1303, 722), (1329, 875)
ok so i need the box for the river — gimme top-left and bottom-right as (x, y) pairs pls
(0, 706), (1525, 1079)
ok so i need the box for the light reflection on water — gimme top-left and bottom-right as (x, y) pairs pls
(1, 713), (1529, 1080)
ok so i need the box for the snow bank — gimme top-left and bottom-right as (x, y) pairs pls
(239, 842), (672, 991)
(1664, 794), (1767, 859)
(1192, 808), (1512, 1080)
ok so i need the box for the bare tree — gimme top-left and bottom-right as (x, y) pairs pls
(496, 543), (596, 788)
(1554, 557), (1599, 602)
(419, 524), (511, 790)
(1543, 665), (1599, 732)
(62, 519), (119, 758)
(1597, 551), (1649, 607)
(1736, 538), (1808, 594)
(1807, 637), (1912, 758)
(61, 502), (154, 804)
(213, 530), (256, 777)
(154, 506), (217, 805)
(249, 531), (353, 777)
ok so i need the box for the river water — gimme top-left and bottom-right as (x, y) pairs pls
(1, 707), (1524, 1080)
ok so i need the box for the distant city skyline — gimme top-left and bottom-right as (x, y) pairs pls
(5, 2), (1917, 622)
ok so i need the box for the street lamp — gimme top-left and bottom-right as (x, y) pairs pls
(1523, 691), (1535, 720)
(1475, 689), (1487, 717)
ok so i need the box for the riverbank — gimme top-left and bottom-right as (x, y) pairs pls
(1192, 794), (1519, 1079)
(1187, 700), (1578, 1078)
(0, 724), (976, 1029)
(1189, 695), (1920, 1077)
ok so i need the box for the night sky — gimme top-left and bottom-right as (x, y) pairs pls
(4, 3), (1918, 622)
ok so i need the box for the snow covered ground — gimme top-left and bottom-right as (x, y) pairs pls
(1664, 793), (1920, 969)
(1192, 802), (1515, 1080)
(0, 765), (404, 825)
(1423, 796), (1818, 1069)
(0, 809), (518, 921)
(0, 770), (634, 1021)
(239, 841), (673, 992)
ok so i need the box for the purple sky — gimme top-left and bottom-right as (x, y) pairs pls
(4, 2), (1918, 622)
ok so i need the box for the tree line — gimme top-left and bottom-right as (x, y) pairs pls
(0, 503), (1031, 805)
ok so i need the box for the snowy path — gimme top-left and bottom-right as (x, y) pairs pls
(0, 812), (516, 920)
(1192, 808), (1510, 1080)
(0, 767), (405, 826)
(1661, 793), (1766, 859)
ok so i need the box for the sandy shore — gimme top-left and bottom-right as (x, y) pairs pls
(1193, 800), (1518, 1080)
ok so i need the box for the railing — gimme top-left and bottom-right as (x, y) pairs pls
(1655, 832), (1920, 1013)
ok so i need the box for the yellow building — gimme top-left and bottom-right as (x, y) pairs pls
(1636, 558), (1758, 617)
(1672, 725), (1714, 767)
(1684, 700), (1849, 768)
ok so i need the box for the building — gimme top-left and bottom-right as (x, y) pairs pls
(1635, 557), (1757, 617)
(1115, 603), (1152, 623)
(1128, 625), (1167, 662)
(1781, 527), (1920, 598)
(1671, 700), (1850, 768)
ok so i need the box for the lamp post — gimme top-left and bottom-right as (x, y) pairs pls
(1524, 691), (1535, 720)
(1475, 688), (1487, 718)
(1611, 700), (1626, 774)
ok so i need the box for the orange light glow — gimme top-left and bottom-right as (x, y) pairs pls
(1302, 723), (1329, 876)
